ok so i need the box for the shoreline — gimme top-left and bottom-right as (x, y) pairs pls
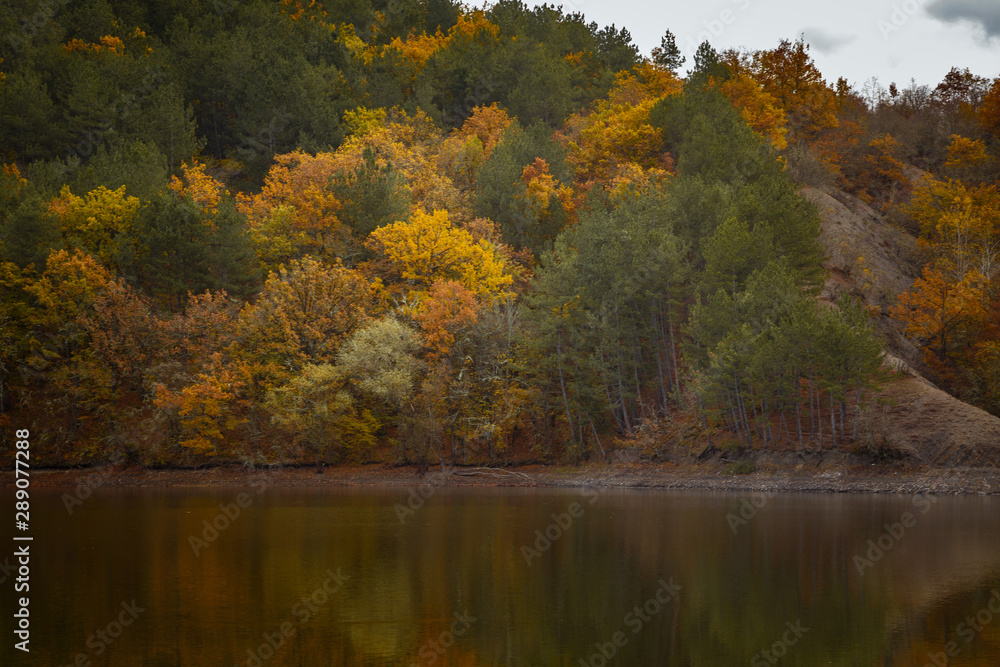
(7, 463), (1000, 495)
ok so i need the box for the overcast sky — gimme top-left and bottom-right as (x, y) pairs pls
(524, 0), (1000, 90)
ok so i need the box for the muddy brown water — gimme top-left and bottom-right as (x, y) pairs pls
(2, 487), (1000, 665)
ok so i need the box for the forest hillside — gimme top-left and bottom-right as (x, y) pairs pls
(2, 0), (999, 469)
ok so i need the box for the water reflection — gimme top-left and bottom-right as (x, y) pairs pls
(2, 487), (1000, 665)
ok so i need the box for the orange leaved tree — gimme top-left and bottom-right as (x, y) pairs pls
(891, 265), (987, 369)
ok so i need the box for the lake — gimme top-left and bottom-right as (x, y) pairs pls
(3, 485), (1000, 666)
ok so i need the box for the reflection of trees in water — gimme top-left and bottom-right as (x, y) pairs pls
(572, 492), (1000, 665)
(23, 490), (1000, 666)
(882, 580), (1000, 666)
(310, 492), (1000, 666)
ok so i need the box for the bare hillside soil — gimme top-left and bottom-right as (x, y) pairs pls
(875, 376), (1000, 467)
(803, 185), (924, 366)
(804, 185), (1000, 468)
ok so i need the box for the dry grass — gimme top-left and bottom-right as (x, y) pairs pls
(873, 376), (1000, 467)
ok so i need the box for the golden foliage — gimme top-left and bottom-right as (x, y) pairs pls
(450, 103), (513, 158)
(387, 29), (448, 67)
(437, 104), (513, 191)
(606, 163), (672, 199)
(2, 163), (24, 183)
(715, 72), (788, 150)
(231, 256), (378, 395)
(451, 11), (500, 41)
(561, 69), (681, 186)
(381, 10), (500, 69)
(47, 185), (140, 268)
(907, 177), (1000, 280)
(943, 134), (991, 181)
(368, 209), (513, 302)
(891, 265), (987, 363)
(334, 23), (369, 63)
(517, 158), (576, 224)
(155, 353), (243, 456)
(749, 38), (838, 141)
(239, 150), (342, 234)
(863, 134), (905, 184)
(336, 110), (463, 216)
(237, 151), (345, 267)
(63, 35), (125, 56)
(24, 249), (112, 326)
(279, 0), (329, 24)
(342, 107), (389, 138)
(239, 110), (473, 269)
(945, 135), (989, 170)
(169, 161), (229, 214)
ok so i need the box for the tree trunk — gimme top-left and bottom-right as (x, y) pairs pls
(632, 333), (649, 423)
(852, 380), (863, 442)
(598, 344), (625, 433)
(667, 314), (681, 400)
(816, 386), (823, 450)
(808, 366), (817, 444)
(830, 390), (837, 447)
(555, 320), (577, 447)
(795, 387), (803, 452)
(735, 377), (752, 447)
(587, 413), (607, 461)
(651, 303), (669, 415)
(698, 394), (712, 448)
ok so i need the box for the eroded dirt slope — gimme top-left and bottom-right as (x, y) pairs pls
(806, 185), (1000, 467)
(876, 376), (1000, 466)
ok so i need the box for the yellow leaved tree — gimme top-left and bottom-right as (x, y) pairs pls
(20, 250), (118, 423)
(240, 110), (469, 272)
(47, 186), (140, 269)
(367, 209), (513, 306)
(516, 158), (576, 226)
(907, 176), (1000, 280)
(153, 353), (244, 457)
(714, 72), (789, 150)
(168, 161), (229, 214)
(237, 151), (346, 269)
(231, 256), (380, 398)
(265, 362), (378, 467)
(438, 104), (514, 190)
(382, 10), (499, 70)
(559, 66), (682, 187)
(942, 134), (992, 182)
(335, 110), (463, 217)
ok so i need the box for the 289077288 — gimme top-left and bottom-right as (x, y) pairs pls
(14, 429), (31, 531)
(13, 428), (32, 653)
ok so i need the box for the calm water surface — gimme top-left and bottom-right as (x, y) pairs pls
(2, 485), (1000, 666)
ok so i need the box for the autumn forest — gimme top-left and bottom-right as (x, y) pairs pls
(2, 0), (999, 468)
